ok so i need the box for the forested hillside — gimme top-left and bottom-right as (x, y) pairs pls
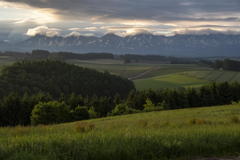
(0, 61), (134, 98)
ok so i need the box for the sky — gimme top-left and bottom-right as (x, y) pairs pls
(0, 0), (240, 41)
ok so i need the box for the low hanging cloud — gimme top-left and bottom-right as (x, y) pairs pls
(65, 31), (81, 37)
(26, 26), (61, 37)
(176, 28), (240, 35)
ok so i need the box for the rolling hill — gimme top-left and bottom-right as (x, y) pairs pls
(1, 104), (240, 160)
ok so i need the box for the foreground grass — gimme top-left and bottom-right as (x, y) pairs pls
(1, 104), (240, 160)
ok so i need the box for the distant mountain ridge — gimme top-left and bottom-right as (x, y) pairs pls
(2, 33), (240, 57)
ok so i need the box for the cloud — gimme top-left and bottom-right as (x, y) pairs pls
(0, 1), (58, 24)
(2, 0), (240, 23)
(65, 31), (81, 37)
(26, 26), (60, 37)
(175, 28), (240, 35)
(125, 28), (151, 35)
(69, 27), (98, 32)
(2, 0), (240, 38)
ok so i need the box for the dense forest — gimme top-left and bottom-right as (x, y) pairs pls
(0, 61), (134, 98)
(120, 54), (197, 64)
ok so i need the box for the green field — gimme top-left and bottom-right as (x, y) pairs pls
(67, 59), (240, 90)
(137, 64), (211, 79)
(1, 104), (240, 160)
(134, 73), (209, 89)
(182, 70), (240, 82)
(67, 59), (154, 78)
(135, 70), (240, 90)
(68, 59), (211, 79)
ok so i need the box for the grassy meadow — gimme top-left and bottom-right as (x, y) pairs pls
(1, 104), (240, 160)
(134, 73), (209, 90)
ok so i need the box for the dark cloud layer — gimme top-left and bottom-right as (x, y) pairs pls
(2, 0), (240, 22)
(1, 0), (240, 41)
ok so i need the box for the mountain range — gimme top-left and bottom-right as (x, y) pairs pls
(1, 33), (240, 57)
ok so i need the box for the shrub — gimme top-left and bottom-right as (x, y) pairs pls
(31, 101), (70, 125)
(88, 107), (98, 119)
(144, 98), (158, 112)
(110, 103), (139, 116)
(157, 100), (168, 110)
(231, 101), (240, 105)
(71, 106), (89, 121)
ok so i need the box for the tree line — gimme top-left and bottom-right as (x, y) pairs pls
(1, 81), (240, 126)
(0, 50), (114, 61)
(120, 54), (198, 64)
(1, 50), (202, 64)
